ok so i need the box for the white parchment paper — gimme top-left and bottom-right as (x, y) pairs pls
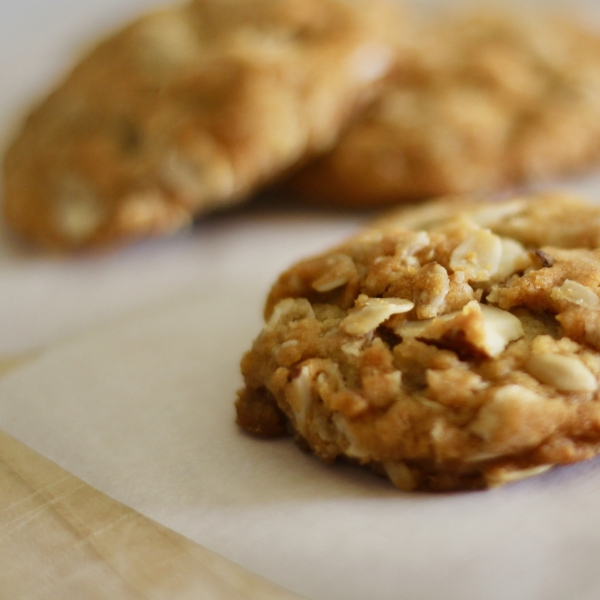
(3, 285), (600, 600)
(4, 1), (600, 598)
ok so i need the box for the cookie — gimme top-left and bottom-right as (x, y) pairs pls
(3, 0), (403, 250)
(288, 11), (600, 207)
(236, 192), (600, 491)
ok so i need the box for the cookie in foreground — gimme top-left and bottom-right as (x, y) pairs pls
(237, 193), (600, 491)
(3, 0), (402, 250)
(289, 10), (600, 206)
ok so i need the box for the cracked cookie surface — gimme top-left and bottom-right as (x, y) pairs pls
(3, 0), (402, 250)
(237, 193), (600, 491)
(289, 10), (600, 206)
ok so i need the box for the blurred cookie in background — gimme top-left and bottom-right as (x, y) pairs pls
(3, 0), (404, 250)
(288, 10), (600, 207)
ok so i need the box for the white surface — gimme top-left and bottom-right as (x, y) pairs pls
(4, 1), (600, 599)
(4, 289), (600, 600)
(0, 209), (363, 353)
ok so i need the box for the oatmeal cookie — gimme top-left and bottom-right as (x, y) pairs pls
(237, 193), (600, 491)
(289, 11), (600, 206)
(3, 0), (402, 250)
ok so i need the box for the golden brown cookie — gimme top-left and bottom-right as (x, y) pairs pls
(3, 0), (403, 250)
(237, 193), (600, 491)
(289, 11), (600, 207)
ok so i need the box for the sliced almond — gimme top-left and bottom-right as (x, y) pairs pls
(525, 353), (597, 392)
(333, 414), (370, 460)
(450, 229), (502, 281)
(382, 460), (416, 491)
(469, 199), (527, 228)
(395, 319), (433, 339)
(281, 339), (299, 348)
(396, 230), (430, 264)
(311, 254), (355, 293)
(494, 238), (531, 281)
(478, 304), (524, 357)
(312, 276), (350, 293)
(415, 263), (450, 319)
(486, 464), (552, 486)
(288, 365), (314, 434)
(469, 384), (547, 450)
(341, 340), (363, 357)
(341, 296), (414, 336)
(551, 279), (600, 310)
(267, 298), (314, 329)
(395, 301), (523, 358)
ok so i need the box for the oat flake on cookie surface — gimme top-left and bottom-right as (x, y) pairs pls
(3, 0), (402, 250)
(237, 193), (600, 492)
